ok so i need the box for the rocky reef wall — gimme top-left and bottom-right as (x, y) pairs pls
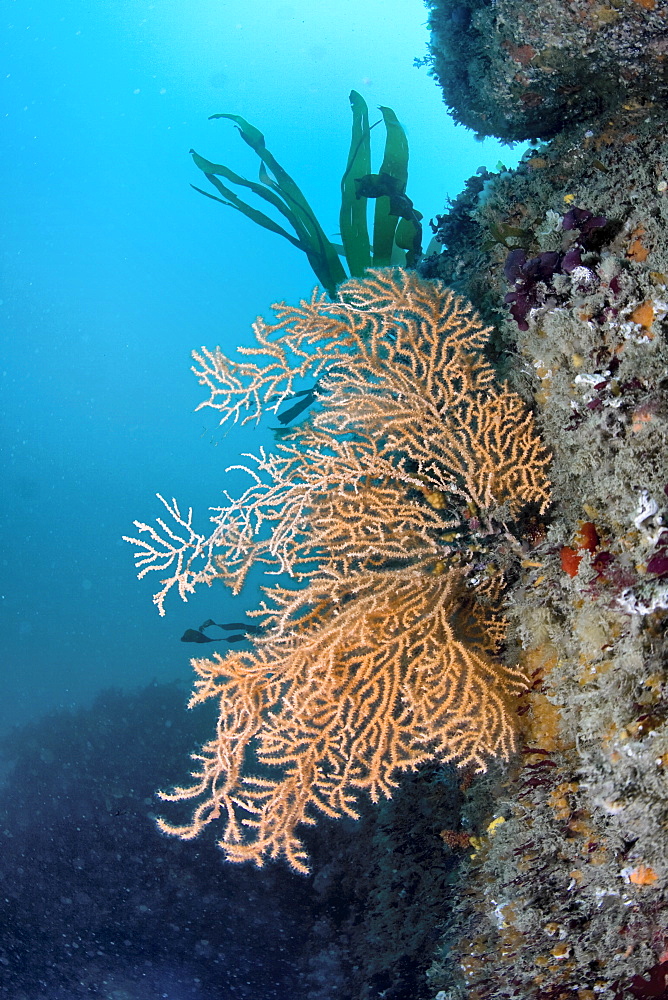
(421, 3), (668, 997)
(426, 0), (667, 140)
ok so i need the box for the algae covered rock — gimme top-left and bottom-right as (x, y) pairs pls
(420, 0), (668, 991)
(426, 0), (668, 140)
(421, 98), (668, 1000)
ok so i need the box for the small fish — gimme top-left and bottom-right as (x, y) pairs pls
(180, 627), (249, 644)
(354, 171), (421, 225)
(199, 619), (265, 634)
(269, 381), (326, 426)
(276, 391), (318, 425)
(181, 628), (218, 644)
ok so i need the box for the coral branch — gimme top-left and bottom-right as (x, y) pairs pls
(127, 268), (551, 869)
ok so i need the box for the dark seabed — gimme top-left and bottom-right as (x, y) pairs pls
(0, 682), (462, 998)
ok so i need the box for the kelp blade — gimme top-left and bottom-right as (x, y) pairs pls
(190, 150), (304, 249)
(340, 91), (372, 277)
(208, 114), (346, 297)
(372, 106), (409, 267)
(394, 213), (423, 269)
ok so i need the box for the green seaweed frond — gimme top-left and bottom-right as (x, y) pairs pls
(481, 221), (535, 252)
(190, 92), (422, 298)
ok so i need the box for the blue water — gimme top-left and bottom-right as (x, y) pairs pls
(1, 0), (521, 733)
(1, 2), (524, 995)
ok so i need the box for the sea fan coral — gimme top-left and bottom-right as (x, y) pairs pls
(125, 269), (551, 871)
